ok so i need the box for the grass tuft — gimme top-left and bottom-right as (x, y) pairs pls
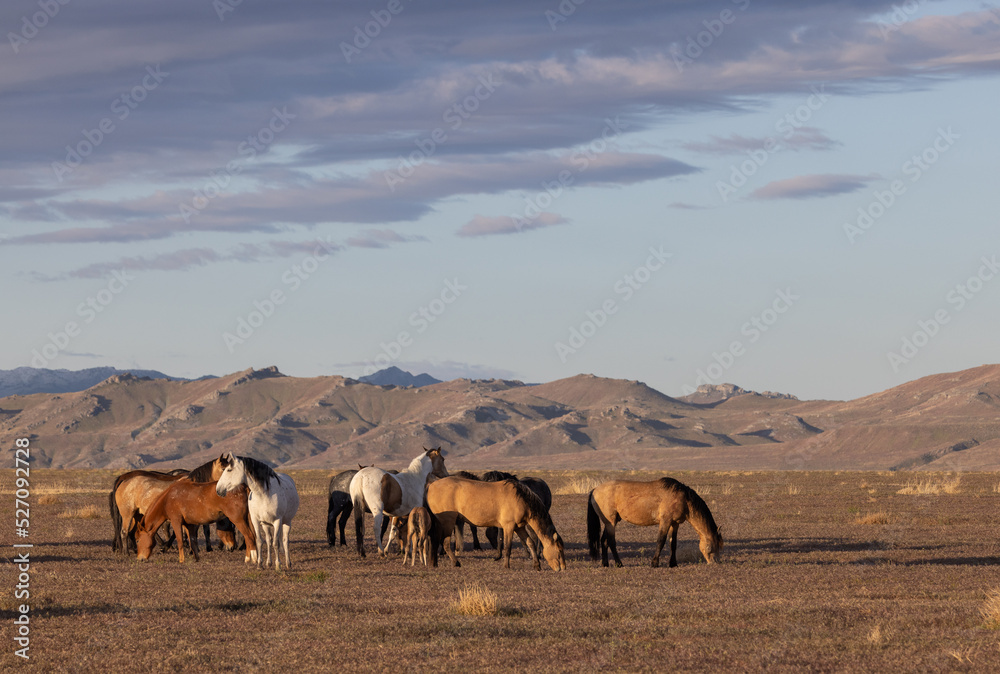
(38, 493), (62, 505)
(896, 474), (961, 495)
(854, 510), (891, 525)
(787, 484), (801, 495)
(866, 624), (889, 646)
(981, 588), (1000, 629)
(453, 582), (499, 616)
(57, 504), (102, 519)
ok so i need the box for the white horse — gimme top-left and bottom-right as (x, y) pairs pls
(215, 452), (299, 571)
(349, 447), (448, 557)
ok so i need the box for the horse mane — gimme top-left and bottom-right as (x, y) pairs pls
(482, 470), (517, 482)
(507, 479), (555, 535)
(658, 477), (720, 542)
(187, 459), (216, 482)
(453, 470), (481, 481)
(238, 455), (279, 490)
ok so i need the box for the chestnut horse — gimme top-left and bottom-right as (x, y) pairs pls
(109, 458), (225, 553)
(587, 477), (723, 568)
(136, 480), (256, 563)
(426, 477), (566, 571)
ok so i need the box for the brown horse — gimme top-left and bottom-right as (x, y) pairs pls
(401, 506), (432, 566)
(110, 458), (225, 553)
(111, 471), (185, 553)
(136, 480), (256, 563)
(426, 477), (566, 571)
(587, 477), (723, 568)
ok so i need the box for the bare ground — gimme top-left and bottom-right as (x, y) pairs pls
(2, 469), (1000, 672)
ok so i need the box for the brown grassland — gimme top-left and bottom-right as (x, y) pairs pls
(3, 469), (1000, 672)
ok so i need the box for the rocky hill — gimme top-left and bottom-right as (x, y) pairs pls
(0, 366), (182, 398)
(2, 365), (999, 471)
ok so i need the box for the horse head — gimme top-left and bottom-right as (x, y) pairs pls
(423, 446), (449, 478)
(135, 525), (155, 561)
(542, 531), (567, 571)
(700, 525), (723, 564)
(215, 452), (243, 496)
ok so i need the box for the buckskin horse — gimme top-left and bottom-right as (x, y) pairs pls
(587, 477), (723, 568)
(426, 476), (566, 571)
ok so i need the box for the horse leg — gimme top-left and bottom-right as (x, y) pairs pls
(486, 526), (500, 550)
(338, 503), (352, 546)
(652, 521), (670, 568)
(186, 524), (200, 562)
(280, 521), (292, 571)
(501, 525), (515, 569)
(203, 523), (212, 553)
(607, 524), (623, 568)
(515, 526), (541, 571)
(668, 522), (679, 568)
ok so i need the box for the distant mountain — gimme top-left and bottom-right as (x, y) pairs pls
(0, 366), (181, 398)
(680, 383), (798, 405)
(4, 364), (1000, 471)
(358, 366), (441, 388)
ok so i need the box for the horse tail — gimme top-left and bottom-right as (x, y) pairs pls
(109, 484), (122, 552)
(352, 491), (366, 557)
(424, 495), (440, 568)
(325, 492), (337, 547)
(587, 489), (601, 560)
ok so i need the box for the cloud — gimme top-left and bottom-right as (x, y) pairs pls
(668, 202), (707, 210)
(456, 212), (568, 237)
(34, 239), (343, 281)
(749, 174), (877, 200)
(346, 228), (428, 249)
(3, 151), (695, 246)
(683, 127), (840, 156)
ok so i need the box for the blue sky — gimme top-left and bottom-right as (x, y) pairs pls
(2, 0), (998, 400)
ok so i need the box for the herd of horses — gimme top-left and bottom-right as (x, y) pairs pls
(109, 447), (724, 572)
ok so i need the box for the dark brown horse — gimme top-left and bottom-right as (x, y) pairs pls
(587, 477), (723, 568)
(136, 480), (256, 563)
(427, 476), (566, 571)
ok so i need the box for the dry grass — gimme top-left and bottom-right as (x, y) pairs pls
(854, 510), (891, 525)
(37, 493), (62, 505)
(6, 468), (1000, 671)
(896, 474), (962, 495)
(866, 624), (890, 646)
(453, 582), (499, 616)
(787, 484), (801, 495)
(553, 475), (603, 495)
(56, 504), (102, 519)
(981, 588), (1000, 629)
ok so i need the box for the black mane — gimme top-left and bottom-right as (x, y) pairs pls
(239, 455), (279, 490)
(482, 470), (517, 482)
(187, 459), (217, 482)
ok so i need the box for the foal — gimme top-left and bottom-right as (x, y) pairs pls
(402, 507), (432, 567)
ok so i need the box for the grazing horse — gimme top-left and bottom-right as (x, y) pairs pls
(480, 472), (552, 554)
(350, 447), (448, 557)
(110, 470), (185, 554)
(587, 477), (723, 568)
(136, 480), (256, 564)
(215, 453), (299, 571)
(326, 466), (398, 547)
(426, 477), (566, 571)
(161, 458), (234, 552)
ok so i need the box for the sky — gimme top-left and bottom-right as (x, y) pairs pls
(2, 0), (999, 401)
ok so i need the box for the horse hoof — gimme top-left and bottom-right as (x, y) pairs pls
(651, 560), (659, 568)
(615, 561), (624, 568)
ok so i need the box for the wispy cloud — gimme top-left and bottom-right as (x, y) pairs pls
(683, 127), (840, 156)
(456, 212), (568, 238)
(749, 174), (877, 200)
